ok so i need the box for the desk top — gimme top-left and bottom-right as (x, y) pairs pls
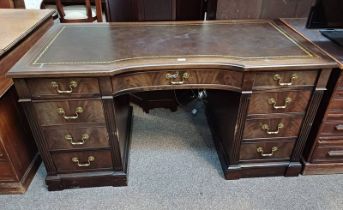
(0, 9), (54, 98)
(0, 9), (55, 57)
(281, 18), (343, 69)
(8, 20), (337, 78)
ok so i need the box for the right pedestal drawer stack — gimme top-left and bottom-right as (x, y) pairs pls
(303, 71), (343, 175)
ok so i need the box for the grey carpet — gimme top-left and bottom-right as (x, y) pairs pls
(1, 105), (342, 210)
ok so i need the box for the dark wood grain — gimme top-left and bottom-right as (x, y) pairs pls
(0, 10), (53, 194)
(51, 150), (113, 173)
(239, 140), (296, 161)
(275, 18), (343, 174)
(112, 69), (243, 95)
(319, 122), (343, 137)
(215, 0), (315, 20)
(33, 100), (105, 126)
(27, 78), (100, 99)
(248, 90), (312, 115)
(8, 20), (337, 189)
(243, 115), (303, 140)
(43, 126), (109, 150)
(0, 88), (41, 194)
(106, 0), (204, 22)
(311, 141), (343, 163)
(253, 70), (318, 90)
(7, 21), (336, 78)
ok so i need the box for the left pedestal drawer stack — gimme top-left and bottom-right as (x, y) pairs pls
(15, 77), (128, 191)
(0, 9), (54, 194)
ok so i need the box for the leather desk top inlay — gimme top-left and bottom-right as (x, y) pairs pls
(8, 20), (337, 78)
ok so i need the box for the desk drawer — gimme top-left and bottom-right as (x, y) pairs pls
(327, 99), (343, 112)
(43, 126), (109, 150)
(248, 90), (311, 115)
(312, 142), (343, 163)
(0, 146), (6, 161)
(243, 116), (303, 140)
(27, 78), (100, 98)
(239, 140), (295, 161)
(33, 100), (105, 126)
(51, 150), (113, 173)
(111, 69), (243, 94)
(253, 71), (317, 90)
(319, 122), (343, 137)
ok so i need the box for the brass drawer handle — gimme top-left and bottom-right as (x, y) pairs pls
(268, 97), (292, 109)
(57, 107), (83, 120)
(261, 123), (284, 135)
(65, 134), (89, 145)
(166, 72), (189, 85)
(51, 80), (78, 94)
(328, 150), (343, 157)
(335, 124), (343, 131)
(256, 146), (278, 157)
(273, 74), (298, 86)
(72, 156), (95, 167)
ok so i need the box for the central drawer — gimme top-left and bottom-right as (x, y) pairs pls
(51, 150), (113, 173)
(243, 115), (303, 140)
(33, 99), (105, 126)
(111, 69), (243, 94)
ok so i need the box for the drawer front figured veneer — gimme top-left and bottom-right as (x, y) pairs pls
(320, 122), (343, 137)
(27, 78), (100, 99)
(111, 69), (243, 94)
(253, 71), (318, 90)
(43, 126), (109, 150)
(33, 100), (105, 126)
(0, 146), (6, 161)
(248, 90), (312, 114)
(243, 116), (303, 140)
(327, 99), (343, 112)
(0, 162), (16, 181)
(51, 150), (113, 173)
(312, 142), (343, 163)
(239, 140), (296, 161)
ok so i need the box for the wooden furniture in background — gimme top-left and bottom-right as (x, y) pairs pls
(56, 0), (102, 23)
(106, 0), (205, 21)
(212, 0), (316, 20)
(0, 9), (54, 194)
(282, 18), (343, 175)
(7, 20), (336, 190)
(0, 0), (14, 8)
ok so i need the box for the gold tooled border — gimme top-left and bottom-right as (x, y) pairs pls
(33, 20), (314, 65)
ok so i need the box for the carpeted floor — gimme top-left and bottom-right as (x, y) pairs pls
(1, 105), (342, 210)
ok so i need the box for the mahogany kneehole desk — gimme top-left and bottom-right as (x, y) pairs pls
(7, 20), (337, 191)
